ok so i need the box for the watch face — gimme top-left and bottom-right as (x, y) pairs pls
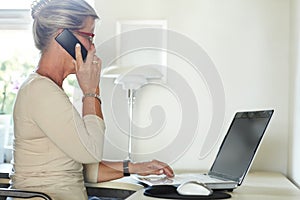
(123, 160), (130, 176)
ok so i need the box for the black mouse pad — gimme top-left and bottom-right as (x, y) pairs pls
(144, 185), (231, 199)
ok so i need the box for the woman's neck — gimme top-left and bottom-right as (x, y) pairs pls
(36, 53), (67, 88)
(35, 39), (74, 88)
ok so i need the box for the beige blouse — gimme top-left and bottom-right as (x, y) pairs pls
(10, 73), (105, 200)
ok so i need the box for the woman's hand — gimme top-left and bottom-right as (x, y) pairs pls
(73, 43), (101, 94)
(129, 160), (174, 178)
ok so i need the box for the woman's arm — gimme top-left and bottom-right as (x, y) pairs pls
(96, 160), (174, 182)
(74, 44), (103, 119)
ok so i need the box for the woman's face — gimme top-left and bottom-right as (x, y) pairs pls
(73, 17), (96, 51)
(66, 16), (96, 74)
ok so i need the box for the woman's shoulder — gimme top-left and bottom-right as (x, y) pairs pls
(16, 73), (69, 106)
(21, 73), (61, 92)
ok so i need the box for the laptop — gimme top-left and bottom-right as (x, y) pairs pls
(135, 109), (274, 190)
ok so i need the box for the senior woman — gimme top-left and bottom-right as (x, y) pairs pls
(10, 0), (174, 199)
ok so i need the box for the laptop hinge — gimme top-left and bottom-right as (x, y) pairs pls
(208, 171), (237, 182)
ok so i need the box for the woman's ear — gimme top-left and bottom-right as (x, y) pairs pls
(55, 28), (64, 36)
(58, 28), (64, 33)
(51, 29), (70, 58)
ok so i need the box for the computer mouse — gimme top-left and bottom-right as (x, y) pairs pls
(176, 181), (213, 196)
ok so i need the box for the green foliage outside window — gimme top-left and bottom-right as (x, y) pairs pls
(0, 57), (35, 114)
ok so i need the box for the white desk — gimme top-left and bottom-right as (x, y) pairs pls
(1, 169), (300, 199)
(125, 171), (300, 200)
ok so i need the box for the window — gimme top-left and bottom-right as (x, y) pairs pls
(0, 6), (37, 163)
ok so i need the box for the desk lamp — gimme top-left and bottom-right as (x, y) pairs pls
(102, 65), (163, 161)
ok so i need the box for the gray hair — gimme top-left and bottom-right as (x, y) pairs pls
(31, 0), (99, 53)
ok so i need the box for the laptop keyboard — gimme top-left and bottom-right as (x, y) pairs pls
(134, 173), (230, 186)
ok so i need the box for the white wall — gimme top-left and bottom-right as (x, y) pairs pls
(289, 0), (300, 187)
(95, 0), (290, 174)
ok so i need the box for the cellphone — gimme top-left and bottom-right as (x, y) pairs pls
(55, 29), (88, 61)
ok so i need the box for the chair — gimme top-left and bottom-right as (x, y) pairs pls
(0, 188), (52, 200)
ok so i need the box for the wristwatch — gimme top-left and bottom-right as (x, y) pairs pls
(123, 160), (130, 176)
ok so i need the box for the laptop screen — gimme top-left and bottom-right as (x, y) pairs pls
(208, 110), (274, 184)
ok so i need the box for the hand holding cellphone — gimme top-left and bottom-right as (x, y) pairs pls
(55, 29), (88, 61)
